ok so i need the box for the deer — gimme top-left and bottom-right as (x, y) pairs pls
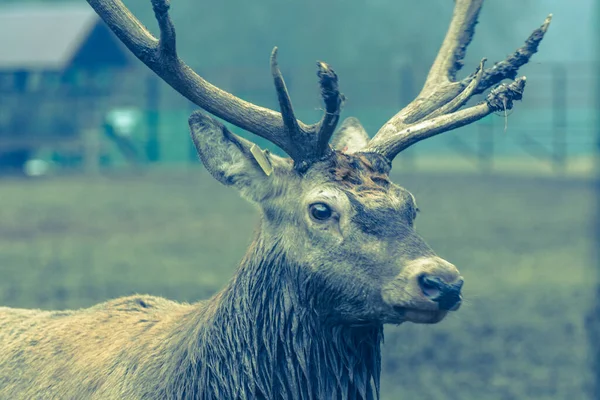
(0, 0), (550, 398)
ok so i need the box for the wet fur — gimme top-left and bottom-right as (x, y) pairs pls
(0, 231), (381, 399)
(0, 115), (450, 399)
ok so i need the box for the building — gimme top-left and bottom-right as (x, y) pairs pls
(0, 3), (137, 173)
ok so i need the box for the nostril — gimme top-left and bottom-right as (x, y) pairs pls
(438, 292), (462, 311)
(418, 274), (443, 299)
(418, 275), (464, 311)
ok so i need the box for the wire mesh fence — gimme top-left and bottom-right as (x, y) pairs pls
(0, 61), (595, 176)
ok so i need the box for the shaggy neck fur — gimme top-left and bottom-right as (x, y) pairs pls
(161, 232), (383, 400)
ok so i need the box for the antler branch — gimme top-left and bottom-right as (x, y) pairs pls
(315, 62), (344, 153)
(469, 14), (552, 95)
(152, 0), (176, 59)
(422, 0), (483, 92)
(270, 48), (301, 139)
(424, 58), (487, 120)
(365, 0), (551, 161)
(367, 78), (526, 157)
(87, 0), (343, 165)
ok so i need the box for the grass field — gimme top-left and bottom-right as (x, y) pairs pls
(0, 167), (596, 399)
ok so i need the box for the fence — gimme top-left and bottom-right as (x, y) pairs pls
(0, 61), (595, 176)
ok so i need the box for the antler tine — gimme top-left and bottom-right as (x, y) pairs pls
(151, 0), (176, 59)
(315, 62), (344, 155)
(365, 0), (551, 162)
(424, 58), (487, 121)
(421, 0), (483, 93)
(86, 0), (343, 166)
(87, 0), (291, 150)
(468, 14), (553, 95)
(368, 78), (527, 158)
(269, 47), (310, 161)
(367, 0), (486, 148)
(270, 47), (300, 137)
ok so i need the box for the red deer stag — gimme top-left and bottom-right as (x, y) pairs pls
(0, 0), (550, 398)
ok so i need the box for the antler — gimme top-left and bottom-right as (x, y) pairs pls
(365, 0), (552, 161)
(86, 0), (344, 166)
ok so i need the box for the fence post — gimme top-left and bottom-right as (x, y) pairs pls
(590, 69), (600, 399)
(145, 75), (160, 163)
(588, 3), (600, 398)
(478, 115), (494, 173)
(551, 63), (567, 173)
(82, 128), (101, 175)
(78, 93), (101, 175)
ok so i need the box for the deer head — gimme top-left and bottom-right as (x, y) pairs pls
(87, 0), (550, 326)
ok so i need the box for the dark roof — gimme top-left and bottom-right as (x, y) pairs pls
(0, 3), (131, 71)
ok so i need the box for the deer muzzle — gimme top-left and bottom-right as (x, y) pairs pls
(381, 256), (463, 323)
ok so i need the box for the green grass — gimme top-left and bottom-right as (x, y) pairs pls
(0, 168), (596, 399)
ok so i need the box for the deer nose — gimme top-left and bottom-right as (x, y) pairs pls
(418, 274), (464, 311)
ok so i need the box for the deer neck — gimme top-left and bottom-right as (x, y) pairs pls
(167, 232), (383, 399)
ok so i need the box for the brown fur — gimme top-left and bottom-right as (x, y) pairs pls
(324, 152), (391, 192)
(0, 295), (196, 398)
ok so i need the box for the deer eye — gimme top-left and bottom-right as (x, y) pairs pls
(309, 203), (333, 221)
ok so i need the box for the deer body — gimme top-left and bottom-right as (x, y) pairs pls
(1, 229), (382, 400)
(1, 296), (190, 399)
(0, 0), (550, 398)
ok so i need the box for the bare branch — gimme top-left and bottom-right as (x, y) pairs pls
(366, 77), (526, 159)
(468, 14), (552, 95)
(315, 62), (344, 154)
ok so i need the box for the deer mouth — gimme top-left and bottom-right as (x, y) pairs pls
(392, 307), (448, 324)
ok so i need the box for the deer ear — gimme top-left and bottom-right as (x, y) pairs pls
(188, 111), (290, 202)
(331, 117), (370, 154)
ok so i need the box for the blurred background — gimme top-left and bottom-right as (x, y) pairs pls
(0, 0), (597, 399)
